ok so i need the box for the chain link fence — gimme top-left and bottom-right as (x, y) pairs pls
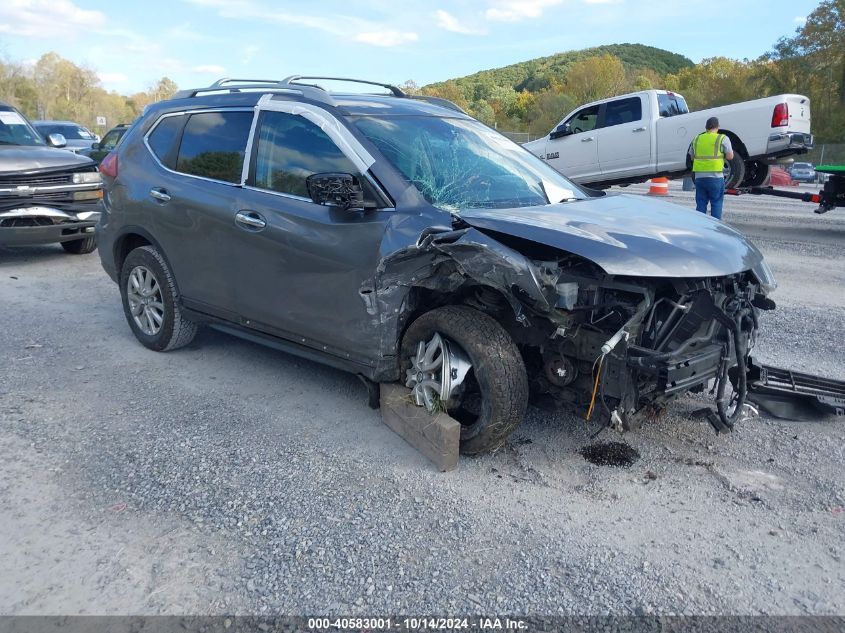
(499, 131), (532, 144)
(804, 143), (845, 167)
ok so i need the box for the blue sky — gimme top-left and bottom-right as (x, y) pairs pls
(0, 0), (822, 93)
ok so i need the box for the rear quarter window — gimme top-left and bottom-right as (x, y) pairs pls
(147, 115), (186, 168)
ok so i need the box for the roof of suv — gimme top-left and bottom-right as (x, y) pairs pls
(147, 76), (468, 120)
(33, 120), (90, 126)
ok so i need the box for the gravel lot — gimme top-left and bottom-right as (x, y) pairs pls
(1, 182), (843, 617)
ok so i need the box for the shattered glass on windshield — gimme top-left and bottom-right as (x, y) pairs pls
(353, 115), (581, 212)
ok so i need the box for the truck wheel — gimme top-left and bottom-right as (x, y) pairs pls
(119, 245), (197, 352)
(401, 305), (528, 455)
(61, 235), (97, 254)
(723, 153), (746, 189)
(741, 161), (771, 187)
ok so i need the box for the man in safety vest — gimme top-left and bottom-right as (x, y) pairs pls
(688, 116), (734, 220)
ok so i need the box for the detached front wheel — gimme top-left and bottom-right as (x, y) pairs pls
(401, 305), (528, 455)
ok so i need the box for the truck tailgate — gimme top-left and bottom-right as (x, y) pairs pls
(786, 95), (811, 134)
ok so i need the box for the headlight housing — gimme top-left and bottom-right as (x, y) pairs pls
(73, 172), (102, 185)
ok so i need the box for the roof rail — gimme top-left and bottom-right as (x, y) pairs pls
(408, 95), (466, 114)
(171, 78), (312, 100)
(169, 77), (471, 113)
(280, 76), (406, 97)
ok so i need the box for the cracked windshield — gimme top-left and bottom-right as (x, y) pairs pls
(353, 115), (582, 211)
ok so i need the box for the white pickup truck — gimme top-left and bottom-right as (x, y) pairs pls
(524, 89), (812, 188)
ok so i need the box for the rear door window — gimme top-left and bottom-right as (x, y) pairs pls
(175, 111), (253, 183)
(602, 97), (642, 127)
(658, 93), (689, 117)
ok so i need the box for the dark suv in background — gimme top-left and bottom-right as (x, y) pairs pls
(96, 77), (776, 453)
(82, 123), (131, 164)
(1, 102), (103, 254)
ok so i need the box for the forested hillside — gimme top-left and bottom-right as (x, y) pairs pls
(417, 1), (844, 142)
(427, 44), (693, 95)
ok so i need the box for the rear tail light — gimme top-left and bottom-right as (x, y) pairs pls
(771, 102), (789, 127)
(99, 152), (118, 178)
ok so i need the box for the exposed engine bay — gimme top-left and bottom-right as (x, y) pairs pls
(525, 269), (770, 433)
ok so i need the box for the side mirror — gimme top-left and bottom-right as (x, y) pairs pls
(46, 133), (67, 148)
(549, 123), (571, 140)
(305, 172), (365, 211)
(91, 142), (100, 150)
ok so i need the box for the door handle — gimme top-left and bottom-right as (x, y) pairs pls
(581, 137), (594, 142)
(235, 210), (266, 231)
(633, 127), (647, 132)
(149, 188), (171, 203)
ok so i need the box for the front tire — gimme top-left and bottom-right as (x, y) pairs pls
(119, 245), (197, 351)
(401, 305), (528, 455)
(61, 235), (97, 254)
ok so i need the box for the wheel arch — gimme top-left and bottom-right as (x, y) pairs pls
(376, 227), (563, 379)
(113, 226), (167, 279)
(718, 129), (748, 159)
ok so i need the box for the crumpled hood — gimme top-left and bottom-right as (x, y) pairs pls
(0, 145), (94, 174)
(459, 193), (772, 282)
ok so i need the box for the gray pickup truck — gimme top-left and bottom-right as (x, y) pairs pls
(0, 102), (103, 254)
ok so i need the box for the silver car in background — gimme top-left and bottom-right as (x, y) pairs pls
(33, 120), (99, 154)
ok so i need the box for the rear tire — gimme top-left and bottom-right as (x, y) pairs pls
(401, 305), (528, 455)
(742, 160), (771, 187)
(724, 153), (746, 189)
(61, 235), (97, 254)
(119, 245), (197, 352)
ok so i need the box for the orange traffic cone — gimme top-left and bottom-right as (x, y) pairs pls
(648, 177), (669, 196)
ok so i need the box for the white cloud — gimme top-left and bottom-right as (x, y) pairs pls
(193, 64), (226, 74)
(165, 24), (208, 40)
(354, 31), (418, 47)
(793, 15), (806, 23)
(185, 0), (418, 47)
(241, 45), (260, 64)
(584, 0), (622, 3)
(98, 71), (128, 83)
(0, 0), (106, 37)
(435, 9), (485, 35)
(485, 0), (563, 21)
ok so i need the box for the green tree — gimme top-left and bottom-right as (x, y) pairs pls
(524, 88), (576, 137)
(774, 0), (844, 104)
(420, 81), (470, 111)
(562, 54), (629, 104)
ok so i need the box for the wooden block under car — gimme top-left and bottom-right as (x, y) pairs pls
(379, 383), (460, 472)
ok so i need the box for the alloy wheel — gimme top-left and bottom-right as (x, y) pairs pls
(405, 332), (472, 412)
(126, 265), (164, 336)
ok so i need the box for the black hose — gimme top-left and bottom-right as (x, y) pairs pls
(714, 311), (749, 430)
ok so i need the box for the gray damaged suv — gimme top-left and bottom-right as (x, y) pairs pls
(97, 77), (776, 454)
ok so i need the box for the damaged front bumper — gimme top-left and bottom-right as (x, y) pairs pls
(0, 205), (101, 246)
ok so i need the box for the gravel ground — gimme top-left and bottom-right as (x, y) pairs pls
(1, 184), (843, 616)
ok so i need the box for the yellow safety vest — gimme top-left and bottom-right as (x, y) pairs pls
(692, 132), (726, 173)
